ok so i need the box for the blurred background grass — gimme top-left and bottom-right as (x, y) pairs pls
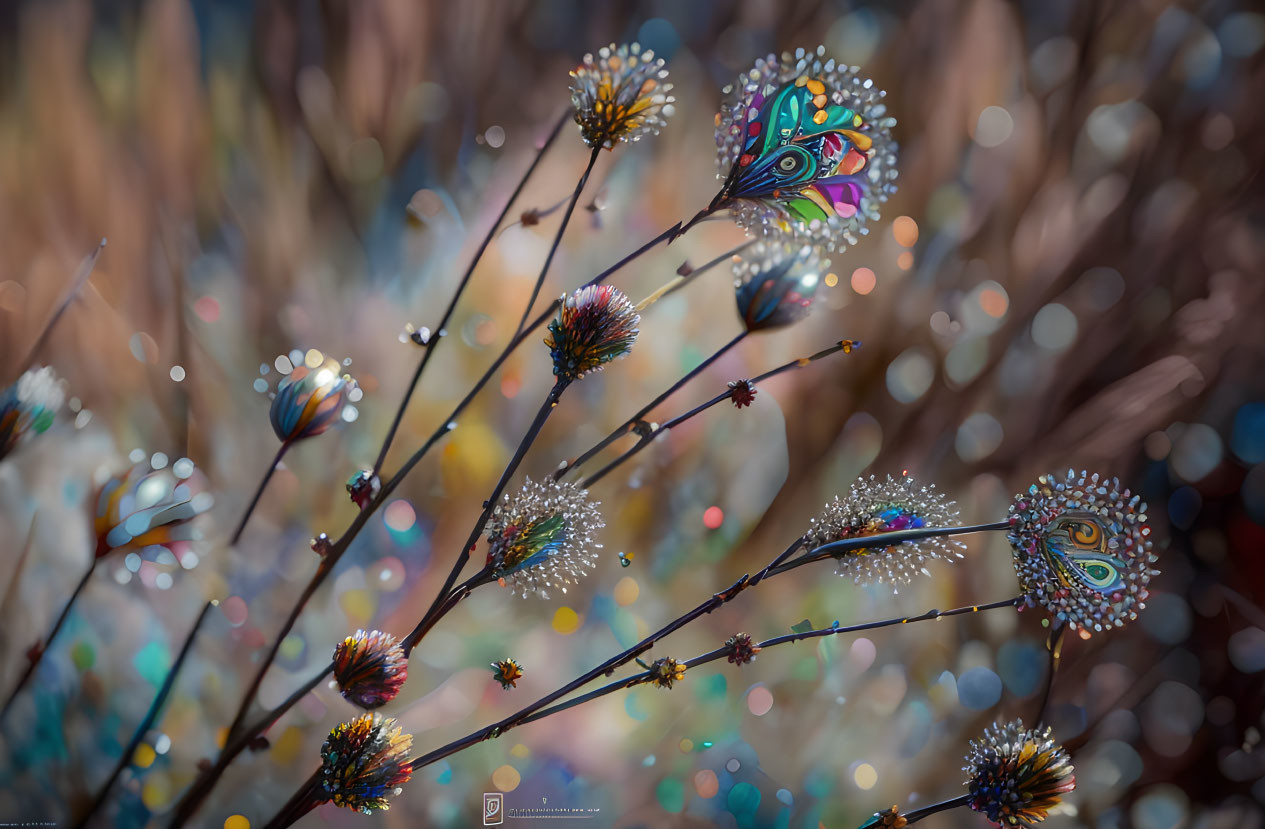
(1, 1), (1264, 827)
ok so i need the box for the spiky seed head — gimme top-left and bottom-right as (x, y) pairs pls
(964, 719), (1075, 826)
(1008, 469), (1156, 635)
(803, 473), (963, 590)
(571, 42), (675, 150)
(319, 713), (413, 814)
(333, 630), (408, 709)
(485, 477), (605, 599)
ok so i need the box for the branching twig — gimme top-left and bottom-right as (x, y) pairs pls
(579, 339), (860, 488)
(374, 110), (571, 477)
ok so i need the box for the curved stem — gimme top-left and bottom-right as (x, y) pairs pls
(513, 146), (602, 338)
(903, 793), (973, 824)
(373, 110), (571, 477)
(579, 339), (858, 488)
(229, 441), (290, 547)
(73, 601), (214, 828)
(555, 331), (747, 481)
(1, 561), (95, 721)
(1034, 622), (1066, 726)
(12, 239), (106, 379)
(766, 522), (1011, 578)
(261, 769), (323, 829)
(402, 382), (568, 657)
(409, 597), (1023, 771)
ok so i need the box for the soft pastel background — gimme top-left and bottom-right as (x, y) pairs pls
(1, 1), (1264, 827)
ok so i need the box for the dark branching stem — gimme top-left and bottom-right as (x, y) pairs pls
(1, 562), (95, 721)
(555, 330), (748, 481)
(903, 793), (974, 824)
(580, 340), (857, 488)
(229, 441), (290, 547)
(173, 217), (702, 824)
(74, 601), (215, 828)
(766, 521), (1012, 578)
(372, 110), (570, 477)
(13, 238), (106, 379)
(261, 769), (323, 829)
(513, 146), (602, 338)
(406, 597), (1023, 772)
(402, 381), (568, 658)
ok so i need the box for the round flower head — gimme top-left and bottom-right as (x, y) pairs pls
(803, 474), (964, 590)
(94, 452), (213, 561)
(732, 241), (825, 332)
(485, 477), (605, 599)
(333, 630), (407, 709)
(715, 46), (898, 252)
(320, 713), (413, 814)
(648, 656), (686, 689)
(545, 285), (639, 382)
(570, 42), (675, 150)
(0, 366), (65, 461)
(964, 719), (1075, 826)
(1008, 469), (1156, 635)
(491, 658), (524, 690)
(269, 351), (356, 443)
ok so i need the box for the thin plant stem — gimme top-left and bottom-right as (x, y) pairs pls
(12, 239), (106, 379)
(261, 769), (323, 829)
(229, 441), (290, 546)
(407, 597), (1023, 771)
(170, 218), (704, 825)
(73, 601), (215, 828)
(580, 339), (857, 488)
(402, 382), (568, 657)
(1, 561), (95, 721)
(209, 566), (493, 781)
(1034, 622), (1066, 725)
(373, 110), (571, 477)
(903, 793), (974, 824)
(513, 146), (602, 338)
(555, 330), (748, 481)
(633, 242), (754, 312)
(766, 521), (1011, 578)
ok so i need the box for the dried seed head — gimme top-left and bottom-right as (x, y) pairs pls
(648, 657), (686, 689)
(570, 43), (675, 150)
(1008, 469), (1156, 635)
(725, 632), (761, 665)
(333, 630), (408, 709)
(491, 658), (524, 690)
(94, 453), (213, 561)
(269, 351), (356, 442)
(486, 477), (605, 599)
(803, 473), (963, 590)
(732, 241), (825, 332)
(964, 719), (1075, 826)
(319, 713), (413, 814)
(0, 366), (65, 461)
(545, 285), (639, 381)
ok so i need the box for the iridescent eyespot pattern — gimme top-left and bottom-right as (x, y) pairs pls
(715, 46), (898, 252)
(1008, 470), (1158, 634)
